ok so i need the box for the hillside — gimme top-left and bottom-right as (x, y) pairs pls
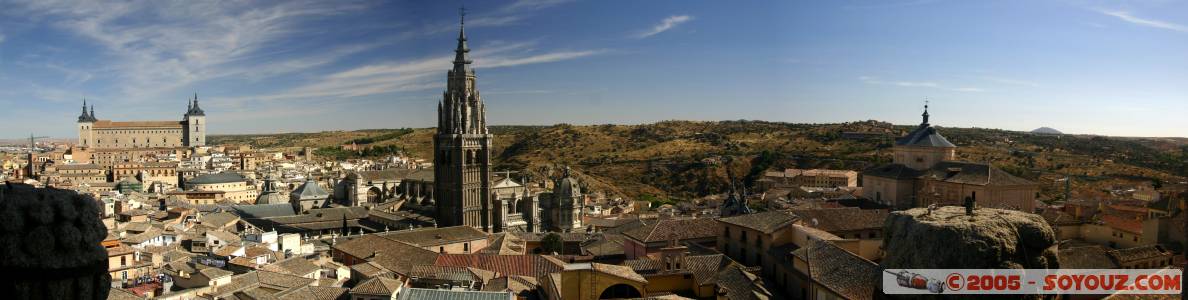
(209, 121), (1188, 202)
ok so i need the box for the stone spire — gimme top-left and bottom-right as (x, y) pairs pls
(77, 98), (92, 123)
(187, 93), (206, 116)
(89, 105), (96, 121)
(453, 7), (472, 75)
(437, 7), (485, 135)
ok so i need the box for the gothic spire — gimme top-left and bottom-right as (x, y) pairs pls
(90, 105), (96, 120)
(187, 93), (206, 116)
(452, 7), (472, 75)
(78, 98), (91, 122)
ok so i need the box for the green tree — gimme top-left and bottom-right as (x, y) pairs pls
(540, 233), (564, 254)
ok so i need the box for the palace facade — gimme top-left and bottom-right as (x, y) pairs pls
(76, 96), (207, 149)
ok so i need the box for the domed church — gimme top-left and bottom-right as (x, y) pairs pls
(861, 105), (1039, 212)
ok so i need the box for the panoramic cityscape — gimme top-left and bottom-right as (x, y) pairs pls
(0, 1), (1185, 299)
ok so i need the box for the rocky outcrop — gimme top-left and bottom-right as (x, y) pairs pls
(883, 206), (1059, 269)
(0, 183), (111, 300)
(881, 206), (1059, 299)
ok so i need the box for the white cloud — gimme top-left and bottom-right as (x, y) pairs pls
(634, 15), (694, 38)
(1099, 10), (1188, 33)
(230, 42), (604, 102)
(501, 0), (578, 13)
(859, 76), (985, 93)
(6, 0), (378, 104)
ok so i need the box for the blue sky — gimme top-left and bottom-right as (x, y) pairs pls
(0, 0), (1185, 138)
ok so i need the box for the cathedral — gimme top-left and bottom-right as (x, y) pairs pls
(76, 95), (207, 149)
(861, 105), (1039, 212)
(433, 13), (500, 233)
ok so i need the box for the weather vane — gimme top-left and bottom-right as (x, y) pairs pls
(459, 5), (467, 24)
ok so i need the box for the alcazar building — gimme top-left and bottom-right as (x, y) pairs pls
(76, 95), (207, 149)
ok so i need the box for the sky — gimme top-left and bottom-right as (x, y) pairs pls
(0, 0), (1185, 139)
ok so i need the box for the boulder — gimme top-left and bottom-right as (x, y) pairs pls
(881, 206), (1059, 299)
(0, 183), (111, 300)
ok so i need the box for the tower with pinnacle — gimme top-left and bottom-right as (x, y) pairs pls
(77, 99), (97, 147)
(434, 9), (499, 233)
(184, 93), (206, 147)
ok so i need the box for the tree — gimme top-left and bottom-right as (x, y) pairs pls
(540, 233), (564, 254)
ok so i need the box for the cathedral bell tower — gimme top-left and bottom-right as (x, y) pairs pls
(434, 9), (498, 233)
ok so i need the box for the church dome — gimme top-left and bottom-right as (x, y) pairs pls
(895, 104), (955, 148)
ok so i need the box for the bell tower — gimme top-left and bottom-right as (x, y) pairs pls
(434, 8), (498, 233)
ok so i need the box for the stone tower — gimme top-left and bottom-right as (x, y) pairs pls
(184, 93), (207, 147)
(434, 11), (498, 233)
(76, 99), (96, 147)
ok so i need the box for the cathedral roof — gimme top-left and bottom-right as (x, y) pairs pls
(896, 125), (956, 147)
(895, 104), (955, 148)
(290, 179), (329, 200)
(256, 192), (287, 205)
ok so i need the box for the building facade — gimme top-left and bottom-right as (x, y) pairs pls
(434, 16), (499, 233)
(76, 95), (206, 149)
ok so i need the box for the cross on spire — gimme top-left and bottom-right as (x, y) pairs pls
(921, 98), (930, 125)
(459, 5), (467, 24)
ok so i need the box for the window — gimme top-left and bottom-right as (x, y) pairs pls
(740, 230), (746, 243)
(439, 247), (445, 253)
(120, 256), (127, 266)
(463, 243), (469, 252)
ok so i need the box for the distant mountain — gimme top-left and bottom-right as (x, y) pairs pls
(1031, 127), (1063, 135)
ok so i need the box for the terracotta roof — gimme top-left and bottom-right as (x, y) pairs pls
(1102, 214), (1144, 234)
(565, 263), (647, 283)
(396, 288), (514, 300)
(1040, 209), (1082, 226)
(350, 261), (391, 277)
(214, 270), (316, 297)
(714, 263), (773, 300)
(791, 208), (888, 233)
(803, 240), (879, 300)
(1111, 245), (1171, 263)
(279, 286), (349, 300)
(408, 265), (494, 283)
(623, 218), (719, 243)
(717, 211), (798, 234)
(379, 226), (489, 247)
(1058, 246), (1121, 269)
(434, 254), (565, 278)
(343, 236), (439, 276)
(351, 276), (404, 295)
(482, 275), (538, 294)
(262, 257), (321, 277)
(93, 120), (184, 129)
